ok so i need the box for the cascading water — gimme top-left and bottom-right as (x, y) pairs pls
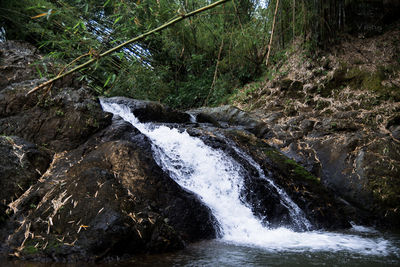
(228, 141), (312, 231)
(100, 99), (395, 256)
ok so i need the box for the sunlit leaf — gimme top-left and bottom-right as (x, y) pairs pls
(114, 16), (123, 25)
(31, 9), (55, 19)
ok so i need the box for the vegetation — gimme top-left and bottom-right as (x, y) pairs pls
(0, 0), (398, 108)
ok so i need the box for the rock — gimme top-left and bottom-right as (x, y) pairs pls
(223, 130), (352, 230)
(4, 118), (217, 261)
(279, 79), (304, 97)
(387, 115), (400, 140)
(190, 106), (270, 138)
(0, 41), (112, 153)
(0, 85), (112, 152)
(0, 41), (40, 90)
(391, 125), (400, 140)
(0, 41), (217, 262)
(184, 126), (352, 230)
(255, 108), (400, 229)
(101, 97), (191, 124)
(188, 103), (400, 229)
(0, 136), (51, 224)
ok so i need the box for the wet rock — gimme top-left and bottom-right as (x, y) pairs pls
(0, 85), (111, 152)
(0, 41), (40, 90)
(256, 109), (400, 228)
(0, 41), (217, 261)
(4, 119), (217, 261)
(185, 126), (351, 230)
(241, 176), (295, 229)
(190, 106), (270, 138)
(224, 130), (352, 230)
(101, 97), (190, 124)
(0, 41), (111, 153)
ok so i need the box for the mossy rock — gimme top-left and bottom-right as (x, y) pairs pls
(224, 130), (352, 229)
(325, 65), (400, 101)
(263, 147), (321, 184)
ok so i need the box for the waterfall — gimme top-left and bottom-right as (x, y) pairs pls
(100, 99), (393, 256)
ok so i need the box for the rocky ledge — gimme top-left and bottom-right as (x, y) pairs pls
(0, 41), (216, 262)
(1, 40), (398, 262)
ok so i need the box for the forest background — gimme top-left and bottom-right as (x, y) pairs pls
(0, 0), (398, 108)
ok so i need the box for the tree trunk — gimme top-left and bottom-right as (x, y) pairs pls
(265, 0), (280, 67)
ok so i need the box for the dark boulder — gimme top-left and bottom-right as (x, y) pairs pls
(190, 106), (270, 138)
(0, 85), (112, 152)
(101, 97), (191, 124)
(185, 126), (351, 230)
(223, 130), (353, 230)
(4, 118), (217, 261)
(0, 41), (40, 90)
(0, 41), (111, 153)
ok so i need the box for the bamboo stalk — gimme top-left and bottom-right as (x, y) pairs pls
(293, 0), (295, 45)
(27, 0), (232, 95)
(265, 0), (280, 68)
(204, 38), (224, 106)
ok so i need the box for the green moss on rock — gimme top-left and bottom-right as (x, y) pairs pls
(324, 64), (400, 102)
(263, 148), (320, 184)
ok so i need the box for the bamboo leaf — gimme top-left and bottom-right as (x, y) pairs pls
(103, 0), (111, 7)
(104, 75), (112, 87)
(114, 16), (123, 25)
(28, 0), (232, 95)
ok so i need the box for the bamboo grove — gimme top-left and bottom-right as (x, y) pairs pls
(0, 0), (398, 108)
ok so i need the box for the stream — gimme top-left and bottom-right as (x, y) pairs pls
(2, 98), (399, 266)
(98, 99), (399, 265)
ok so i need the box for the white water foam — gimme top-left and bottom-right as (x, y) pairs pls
(100, 100), (395, 256)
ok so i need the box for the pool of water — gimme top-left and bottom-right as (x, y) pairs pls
(4, 229), (399, 267)
(122, 231), (400, 267)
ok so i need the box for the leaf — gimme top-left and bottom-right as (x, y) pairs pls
(73, 22), (80, 29)
(26, 5), (46, 11)
(46, 9), (53, 20)
(104, 75), (112, 87)
(103, 0), (111, 7)
(80, 21), (87, 31)
(31, 12), (47, 19)
(31, 9), (55, 19)
(35, 66), (43, 78)
(113, 16), (123, 25)
(114, 52), (125, 59)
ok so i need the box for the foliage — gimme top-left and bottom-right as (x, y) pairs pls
(1, 0), (267, 108)
(1, 0), (394, 108)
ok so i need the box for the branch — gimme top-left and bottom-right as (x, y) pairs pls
(27, 0), (232, 95)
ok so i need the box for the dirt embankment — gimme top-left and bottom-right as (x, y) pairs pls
(230, 21), (400, 228)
